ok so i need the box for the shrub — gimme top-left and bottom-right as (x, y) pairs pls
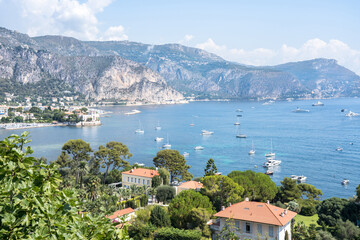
(155, 185), (176, 204)
(300, 205), (317, 216)
(150, 206), (171, 227)
(154, 227), (202, 240)
(125, 199), (136, 209)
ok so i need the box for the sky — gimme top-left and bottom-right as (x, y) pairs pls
(0, 0), (360, 74)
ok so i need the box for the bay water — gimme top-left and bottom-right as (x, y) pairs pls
(1, 98), (359, 199)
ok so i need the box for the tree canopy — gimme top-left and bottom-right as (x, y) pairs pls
(168, 190), (214, 229)
(0, 132), (127, 239)
(153, 149), (193, 182)
(276, 177), (302, 203)
(155, 185), (176, 204)
(204, 158), (217, 176)
(201, 175), (244, 211)
(228, 170), (278, 202)
(316, 197), (349, 227)
(150, 206), (171, 228)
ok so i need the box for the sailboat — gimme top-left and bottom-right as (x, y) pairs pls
(162, 134), (171, 149)
(265, 139), (275, 158)
(236, 125), (247, 138)
(155, 121), (161, 130)
(234, 117), (241, 125)
(249, 141), (255, 155)
(135, 120), (144, 134)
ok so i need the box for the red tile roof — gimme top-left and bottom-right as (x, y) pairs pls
(178, 181), (203, 189)
(122, 168), (159, 178)
(214, 201), (297, 226)
(107, 208), (134, 220)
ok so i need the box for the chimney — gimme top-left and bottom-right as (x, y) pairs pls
(245, 197), (249, 202)
(130, 169), (133, 173)
(281, 212), (284, 217)
(284, 209), (287, 215)
(155, 167), (158, 171)
(134, 166), (136, 169)
(267, 200), (270, 204)
(229, 203), (232, 207)
(221, 206), (225, 211)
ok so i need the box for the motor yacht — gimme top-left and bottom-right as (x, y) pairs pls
(194, 146), (205, 150)
(155, 137), (164, 142)
(263, 159), (281, 168)
(292, 107), (310, 113)
(341, 179), (350, 185)
(201, 130), (214, 135)
(345, 111), (359, 117)
(312, 101), (324, 106)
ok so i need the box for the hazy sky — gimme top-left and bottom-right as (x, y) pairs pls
(0, 0), (359, 74)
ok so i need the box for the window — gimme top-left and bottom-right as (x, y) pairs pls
(131, 177), (133, 182)
(147, 180), (150, 185)
(235, 220), (240, 229)
(269, 226), (274, 237)
(127, 177), (129, 182)
(143, 179), (145, 184)
(246, 223), (251, 233)
(257, 224), (262, 234)
(138, 178), (140, 183)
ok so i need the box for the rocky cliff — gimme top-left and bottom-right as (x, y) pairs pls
(0, 27), (184, 103)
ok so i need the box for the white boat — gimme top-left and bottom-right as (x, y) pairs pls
(155, 121), (161, 130)
(135, 120), (144, 134)
(297, 175), (307, 183)
(291, 175), (299, 181)
(125, 109), (141, 115)
(312, 101), (324, 106)
(262, 100), (274, 105)
(162, 134), (171, 148)
(345, 111), (359, 117)
(201, 130), (214, 135)
(265, 139), (275, 158)
(155, 137), (164, 142)
(265, 170), (273, 175)
(183, 152), (189, 157)
(234, 116), (241, 125)
(189, 123), (195, 126)
(134, 162), (145, 167)
(236, 109), (243, 112)
(236, 134), (247, 138)
(336, 147), (343, 151)
(341, 179), (350, 185)
(194, 146), (205, 150)
(248, 141), (255, 155)
(292, 107), (310, 113)
(263, 159), (281, 168)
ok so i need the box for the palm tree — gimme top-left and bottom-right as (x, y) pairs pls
(129, 184), (137, 199)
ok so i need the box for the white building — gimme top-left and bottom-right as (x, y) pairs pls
(121, 168), (159, 188)
(209, 199), (297, 240)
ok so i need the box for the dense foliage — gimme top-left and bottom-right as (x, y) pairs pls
(155, 185), (176, 204)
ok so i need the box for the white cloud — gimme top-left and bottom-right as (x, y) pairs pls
(15, 0), (122, 41)
(195, 38), (360, 75)
(102, 25), (128, 41)
(179, 34), (194, 44)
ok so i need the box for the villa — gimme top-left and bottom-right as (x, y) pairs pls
(209, 199), (297, 240)
(176, 180), (203, 194)
(121, 167), (159, 188)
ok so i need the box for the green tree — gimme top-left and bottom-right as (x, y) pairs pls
(315, 230), (336, 240)
(94, 141), (131, 183)
(277, 177), (302, 203)
(316, 197), (348, 227)
(228, 170), (278, 202)
(158, 167), (170, 185)
(150, 205), (171, 227)
(153, 149), (193, 182)
(298, 183), (323, 200)
(201, 175), (244, 211)
(188, 208), (212, 237)
(168, 190), (214, 229)
(335, 220), (360, 240)
(155, 185), (176, 204)
(217, 218), (240, 240)
(285, 230), (289, 240)
(204, 158), (217, 176)
(0, 132), (128, 239)
(152, 175), (162, 188)
(60, 139), (93, 187)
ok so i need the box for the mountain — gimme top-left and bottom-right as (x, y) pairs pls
(35, 36), (360, 99)
(1, 27), (360, 101)
(0, 27), (184, 103)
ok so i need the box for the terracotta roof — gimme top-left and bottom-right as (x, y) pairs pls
(122, 168), (159, 178)
(107, 208), (134, 220)
(214, 201), (297, 226)
(178, 181), (203, 189)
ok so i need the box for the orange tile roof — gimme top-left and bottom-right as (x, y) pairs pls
(122, 168), (159, 178)
(107, 208), (134, 220)
(214, 201), (297, 226)
(178, 181), (203, 189)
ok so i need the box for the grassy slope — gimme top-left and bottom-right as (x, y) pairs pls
(294, 214), (320, 227)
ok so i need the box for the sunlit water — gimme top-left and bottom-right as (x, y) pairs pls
(1, 98), (359, 199)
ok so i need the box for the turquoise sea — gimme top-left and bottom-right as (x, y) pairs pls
(1, 98), (359, 199)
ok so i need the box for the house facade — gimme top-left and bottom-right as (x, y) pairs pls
(210, 199), (297, 240)
(121, 168), (159, 188)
